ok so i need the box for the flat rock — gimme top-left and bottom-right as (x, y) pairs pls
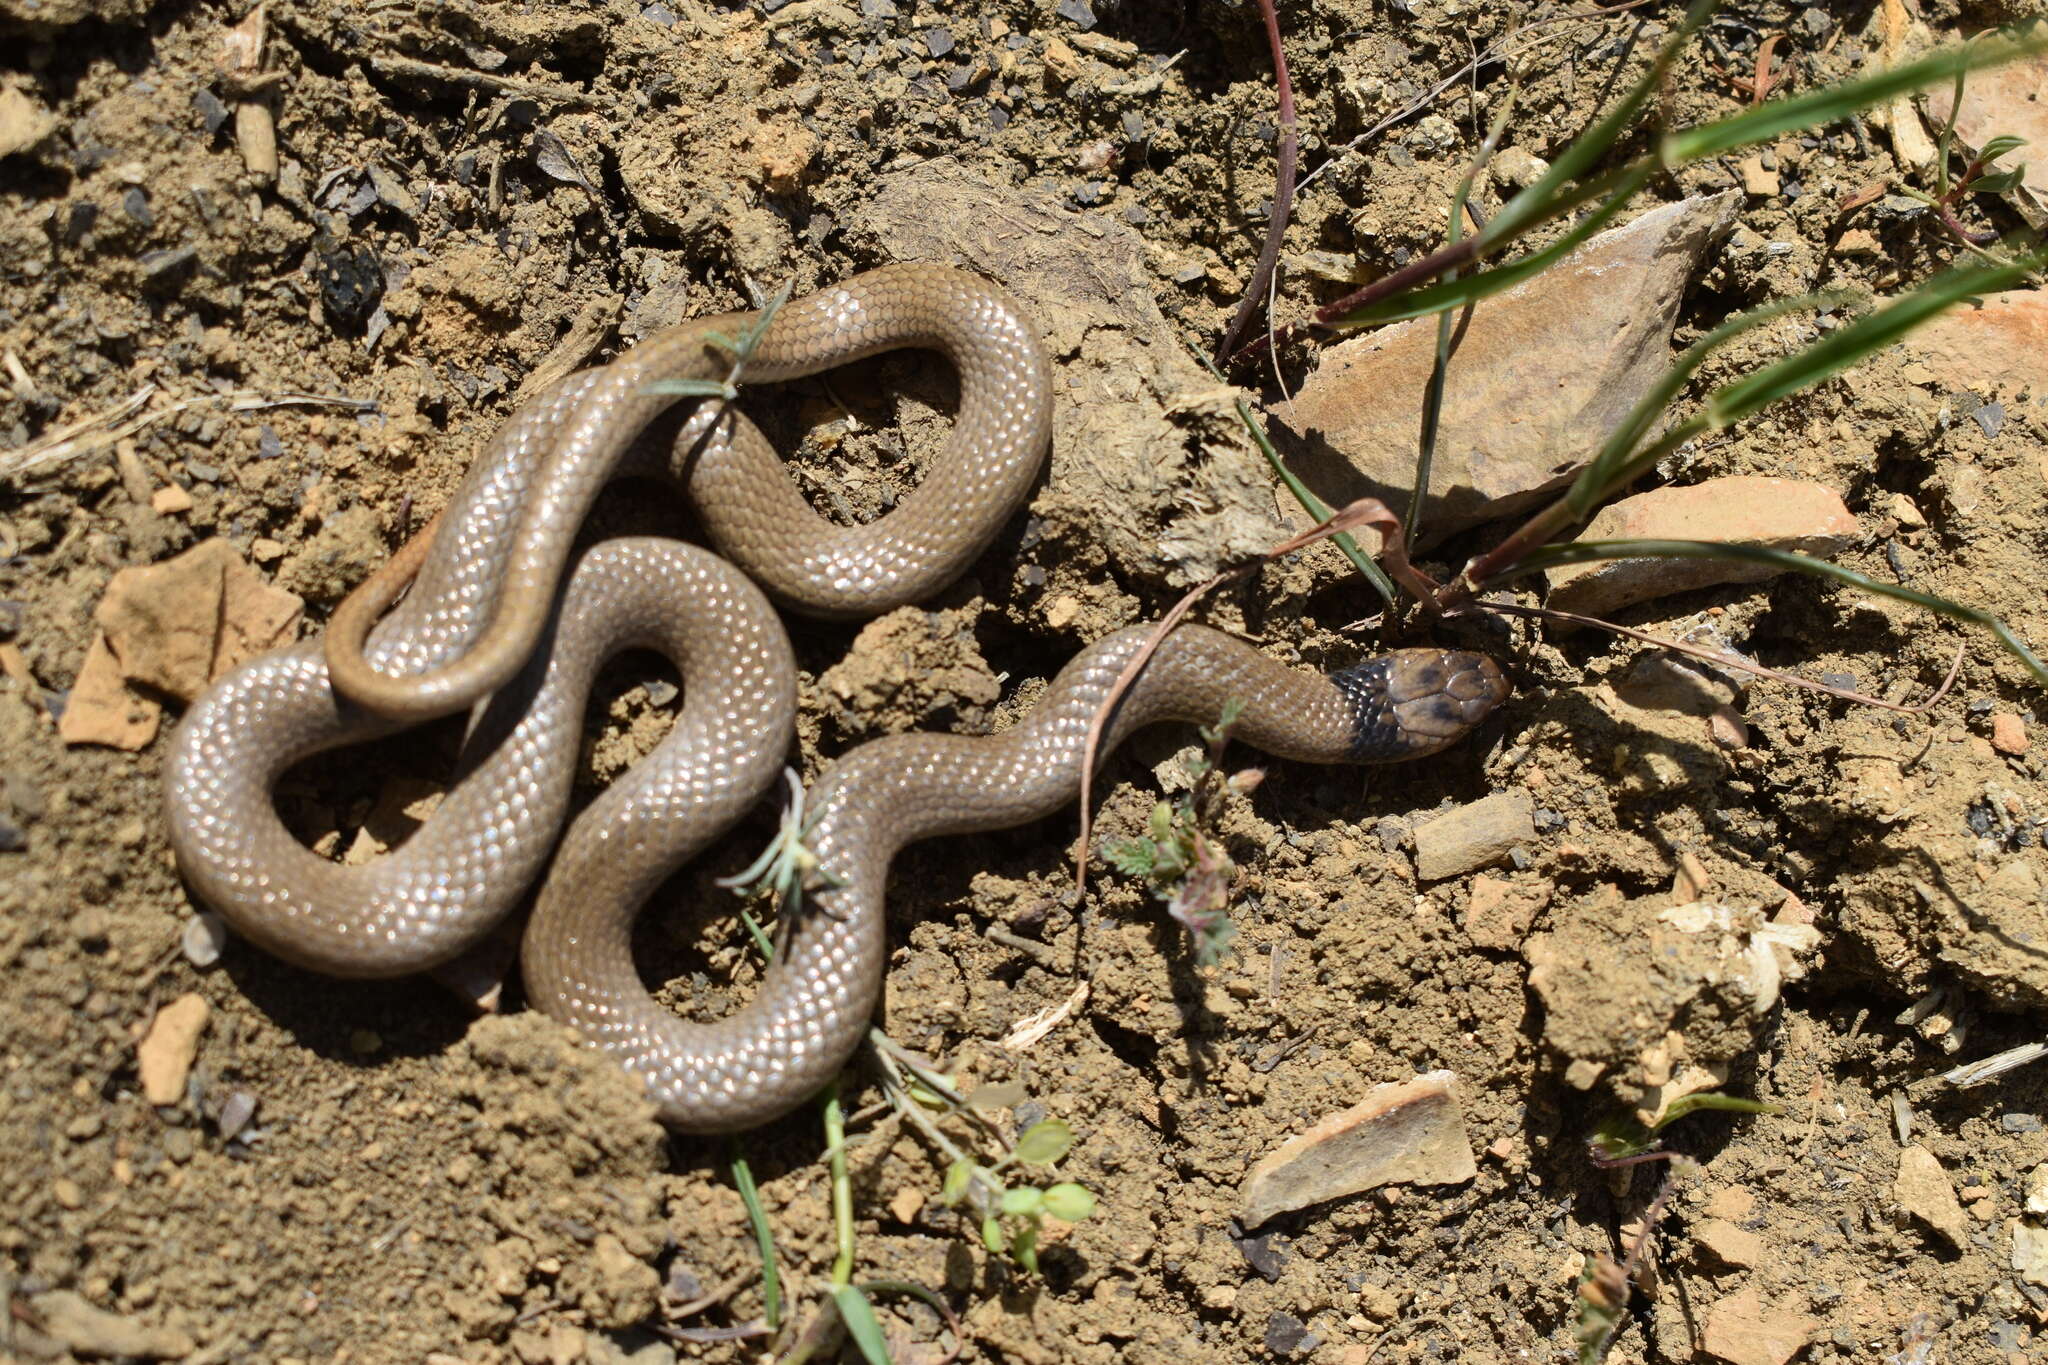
(1269, 192), (1740, 546)
(1924, 52), (2048, 226)
(1894, 1144), (1969, 1250)
(1240, 1070), (1476, 1228)
(1904, 290), (2048, 399)
(96, 537), (302, 704)
(2013, 1219), (2048, 1287)
(1694, 1217), (1763, 1270)
(57, 632), (161, 750)
(137, 992), (209, 1106)
(1544, 476), (1857, 620)
(28, 1289), (195, 1359)
(1412, 790), (1534, 881)
(1700, 1283), (1816, 1365)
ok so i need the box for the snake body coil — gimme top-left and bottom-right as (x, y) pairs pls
(164, 266), (1507, 1132)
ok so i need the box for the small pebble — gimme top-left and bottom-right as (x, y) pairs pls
(925, 27), (953, 56)
(122, 186), (153, 226)
(1972, 402), (2005, 439)
(1056, 0), (1097, 29)
(1990, 713), (2028, 756)
(216, 1090), (258, 1141)
(180, 911), (228, 968)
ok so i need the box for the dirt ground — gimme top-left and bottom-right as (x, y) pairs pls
(3, 1), (2048, 1362)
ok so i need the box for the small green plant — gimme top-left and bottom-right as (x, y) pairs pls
(871, 1032), (1098, 1277)
(1105, 698), (1263, 965)
(1573, 1092), (1778, 1363)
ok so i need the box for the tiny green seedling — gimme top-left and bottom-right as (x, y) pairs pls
(1573, 1092), (1778, 1363)
(871, 1032), (1098, 1277)
(642, 276), (796, 403)
(716, 767), (844, 917)
(1105, 697), (1262, 966)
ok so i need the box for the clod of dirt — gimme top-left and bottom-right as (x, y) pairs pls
(57, 633), (161, 749)
(93, 536), (303, 703)
(1272, 191), (1741, 546)
(814, 601), (1001, 743)
(857, 160), (1291, 600)
(22, 1288), (195, 1360)
(1524, 888), (1816, 1111)
(1239, 1069), (1476, 1228)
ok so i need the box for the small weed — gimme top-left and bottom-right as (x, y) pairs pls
(1573, 1092), (1778, 1363)
(871, 1032), (1098, 1277)
(1104, 698), (1264, 965)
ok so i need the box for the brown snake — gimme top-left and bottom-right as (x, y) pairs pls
(163, 266), (1508, 1133)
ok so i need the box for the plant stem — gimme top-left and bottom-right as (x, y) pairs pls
(1216, 0), (1299, 365)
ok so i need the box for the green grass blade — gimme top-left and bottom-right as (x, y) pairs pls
(1500, 538), (2048, 686)
(831, 1284), (893, 1365)
(1329, 165), (1652, 328)
(1704, 247), (2046, 426)
(1566, 293), (1846, 518)
(1487, 0), (1717, 243)
(1665, 30), (2048, 165)
(727, 1145), (783, 1330)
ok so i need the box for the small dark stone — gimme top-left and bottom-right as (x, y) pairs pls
(1999, 1112), (2043, 1133)
(1799, 8), (1831, 36)
(452, 152), (477, 185)
(1233, 1232), (1286, 1282)
(1056, 0), (1097, 29)
(1013, 1100), (1047, 1129)
(313, 239), (385, 333)
(1263, 1312), (1315, 1357)
(185, 460), (220, 484)
(122, 186), (153, 227)
(62, 201), (97, 246)
(0, 600), (23, 639)
(642, 2), (679, 25)
(1973, 402), (2005, 439)
(947, 65), (975, 91)
(1122, 202), (1151, 226)
(1375, 817), (1409, 852)
(1121, 111), (1146, 140)
(193, 88), (230, 135)
(1073, 181), (1103, 206)
(1819, 672), (1858, 691)
(1966, 802), (1996, 837)
(988, 106), (1010, 131)
(1968, 697), (1995, 716)
(1018, 564), (1046, 588)
(1533, 808), (1565, 833)
(258, 426), (282, 459)
(925, 27), (953, 56)
(139, 247), (197, 286)
(1171, 262), (1205, 285)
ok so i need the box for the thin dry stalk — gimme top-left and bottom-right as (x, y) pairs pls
(1072, 498), (1409, 895)
(1215, 0), (1299, 366)
(1469, 599), (1967, 714)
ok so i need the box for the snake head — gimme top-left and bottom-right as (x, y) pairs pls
(1333, 648), (1508, 761)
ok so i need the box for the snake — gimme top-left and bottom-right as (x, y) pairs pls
(163, 265), (1509, 1133)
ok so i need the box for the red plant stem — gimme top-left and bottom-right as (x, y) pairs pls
(1215, 0), (1299, 366)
